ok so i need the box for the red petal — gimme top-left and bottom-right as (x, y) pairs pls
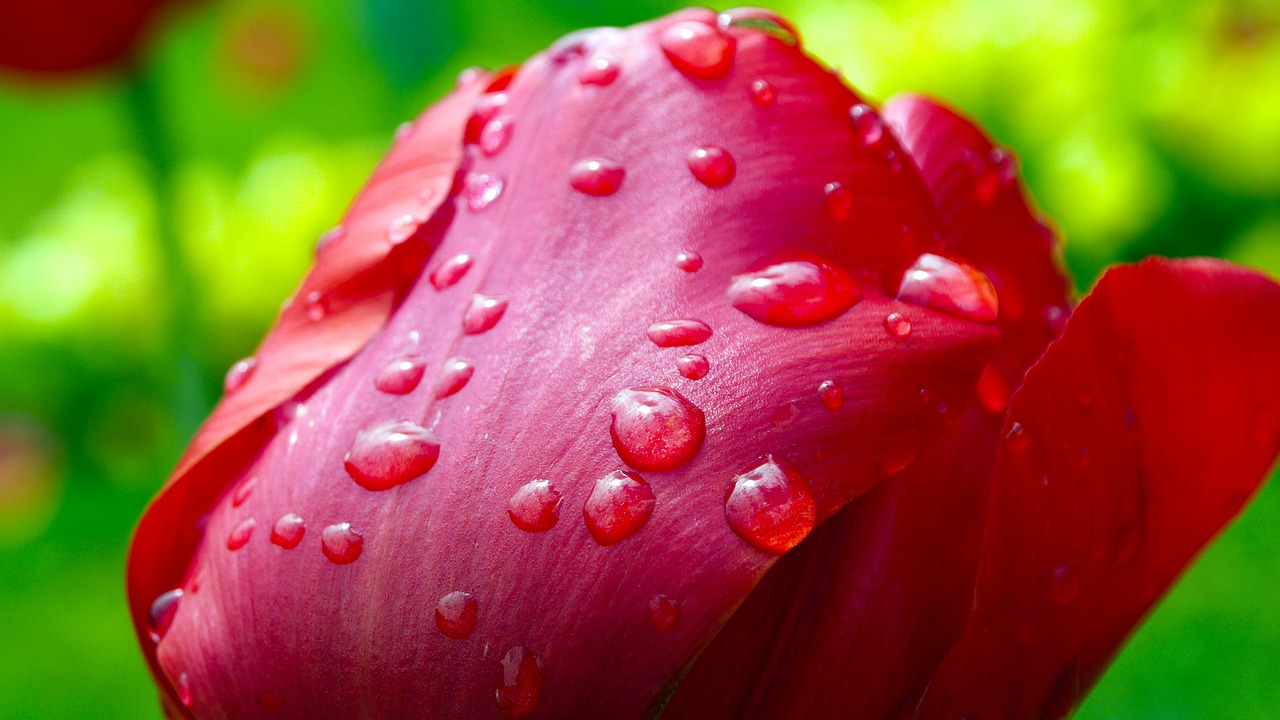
(917, 259), (1280, 718)
(0, 0), (164, 74)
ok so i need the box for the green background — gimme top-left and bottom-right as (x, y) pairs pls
(0, 0), (1277, 717)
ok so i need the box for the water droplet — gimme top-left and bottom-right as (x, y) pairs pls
(578, 54), (620, 85)
(724, 455), (816, 555)
(435, 357), (475, 399)
(436, 591), (479, 639)
(148, 589), (183, 641)
(897, 253), (999, 323)
(687, 146), (736, 187)
(823, 181), (853, 221)
(304, 291), (329, 321)
(394, 121), (415, 143)
(463, 294), (509, 334)
(884, 312), (912, 337)
(728, 257), (861, 326)
(610, 387), (706, 471)
(849, 103), (885, 146)
(374, 355), (427, 395)
(495, 647), (543, 718)
(750, 78), (777, 107)
(675, 250), (704, 272)
(975, 147), (1017, 204)
(464, 173), (504, 211)
(270, 513), (305, 549)
(1050, 563), (1080, 603)
(321, 522), (363, 564)
(770, 401), (801, 428)
(647, 319), (713, 347)
(976, 365), (1011, 414)
(430, 252), (474, 290)
(232, 476), (257, 507)
(717, 8), (801, 46)
(659, 20), (735, 80)
(456, 66), (485, 88)
(569, 158), (625, 196)
(676, 354), (709, 380)
(584, 470), (656, 545)
(647, 594), (681, 631)
(479, 115), (514, 157)
(226, 518), (255, 551)
(343, 420), (441, 491)
(1006, 421), (1031, 451)
(176, 672), (192, 708)
(466, 92), (508, 142)
(508, 479), (563, 533)
(387, 213), (422, 245)
(315, 226), (343, 256)
(224, 357), (258, 394)
(818, 380), (844, 411)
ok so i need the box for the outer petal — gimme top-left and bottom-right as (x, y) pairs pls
(137, 11), (999, 719)
(918, 258), (1280, 719)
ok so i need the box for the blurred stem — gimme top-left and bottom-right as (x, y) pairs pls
(123, 61), (208, 449)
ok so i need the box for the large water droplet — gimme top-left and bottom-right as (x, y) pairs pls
(374, 355), (427, 395)
(884, 311), (912, 337)
(343, 420), (440, 491)
(464, 173), (504, 211)
(436, 591), (479, 639)
(578, 54), (620, 85)
(227, 518), (256, 551)
(463, 294), (509, 334)
(224, 357), (258, 394)
(610, 387), (706, 471)
(435, 357), (475, 399)
(232, 475), (257, 507)
(717, 7), (801, 46)
(647, 319), (713, 347)
(270, 513), (305, 549)
(508, 479), (563, 533)
(176, 672), (193, 708)
(728, 257), (861, 326)
(849, 103), (885, 146)
(897, 253), (999, 323)
(659, 20), (735, 80)
(818, 380), (844, 411)
(584, 470), (656, 545)
(724, 455), (816, 555)
(676, 354), (709, 380)
(675, 250), (704, 273)
(688, 146), (736, 187)
(647, 594), (681, 631)
(823, 181), (852, 221)
(148, 589), (183, 642)
(1050, 563), (1080, 604)
(479, 115), (514, 157)
(750, 78), (777, 107)
(495, 647), (544, 718)
(321, 522), (363, 564)
(430, 253), (474, 290)
(569, 158), (625, 196)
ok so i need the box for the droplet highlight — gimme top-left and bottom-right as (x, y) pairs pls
(849, 103), (885, 145)
(823, 181), (852, 221)
(578, 55), (620, 85)
(724, 455), (816, 555)
(231, 475), (257, 507)
(610, 387), (706, 471)
(750, 79), (777, 107)
(479, 115), (514, 157)
(343, 419), (441, 491)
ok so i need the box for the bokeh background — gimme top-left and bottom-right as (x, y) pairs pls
(0, 0), (1277, 717)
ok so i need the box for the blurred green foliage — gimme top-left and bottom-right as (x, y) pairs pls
(0, 0), (1276, 717)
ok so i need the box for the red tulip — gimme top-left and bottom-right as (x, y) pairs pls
(127, 8), (1280, 719)
(0, 0), (169, 75)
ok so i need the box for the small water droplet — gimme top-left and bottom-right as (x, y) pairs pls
(387, 213), (422, 245)
(716, 8), (801, 46)
(818, 380), (844, 411)
(343, 420), (441, 491)
(897, 253), (999, 323)
(456, 66), (485, 88)
(435, 357), (475, 399)
(495, 647), (543, 718)
(430, 253), (474, 290)
(464, 173), (504, 211)
(647, 319), (713, 347)
(584, 470), (656, 545)
(728, 257), (861, 326)
(463, 294), (509, 334)
(849, 103), (885, 145)
(578, 54), (620, 85)
(724, 455), (816, 555)
(232, 476), (257, 507)
(479, 115), (514, 157)
(226, 518), (255, 551)
(1050, 563), (1080, 603)
(436, 591), (479, 639)
(315, 226), (343, 256)
(508, 479), (563, 533)
(270, 513), (305, 549)
(688, 146), (736, 187)
(466, 92), (508, 142)
(304, 291), (329, 321)
(659, 20), (735, 80)
(224, 357), (258, 394)
(676, 354), (709, 380)
(176, 672), (192, 708)
(823, 181), (853, 221)
(647, 594), (681, 631)
(374, 355), (427, 395)
(770, 401), (801, 428)
(148, 589), (183, 641)
(976, 365), (1011, 414)
(750, 78), (777, 107)
(975, 147), (1018, 204)
(321, 522), (363, 564)
(395, 121), (414, 142)
(569, 158), (625, 196)
(675, 250), (704, 272)
(610, 387), (706, 471)
(884, 312), (912, 337)
(1006, 421), (1031, 451)
(1045, 304), (1069, 335)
